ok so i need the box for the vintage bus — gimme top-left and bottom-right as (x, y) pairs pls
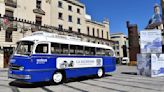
(8, 31), (116, 83)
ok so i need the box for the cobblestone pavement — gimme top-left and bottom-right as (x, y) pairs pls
(0, 65), (164, 92)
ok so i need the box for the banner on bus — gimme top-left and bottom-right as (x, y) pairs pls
(56, 57), (103, 69)
(140, 30), (162, 54)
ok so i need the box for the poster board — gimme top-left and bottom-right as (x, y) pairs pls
(140, 30), (162, 53)
(151, 54), (164, 77)
(137, 54), (151, 77)
(137, 54), (164, 77)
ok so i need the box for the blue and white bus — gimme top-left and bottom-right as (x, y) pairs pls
(8, 31), (116, 83)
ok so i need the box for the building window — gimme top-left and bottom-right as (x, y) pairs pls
(58, 12), (63, 20)
(78, 28), (81, 33)
(4, 10), (13, 29)
(107, 32), (109, 39)
(124, 41), (127, 45)
(0, 14), (1, 31)
(58, 1), (62, 8)
(4, 10), (17, 31)
(36, 0), (41, 9)
(116, 46), (119, 50)
(69, 27), (72, 31)
(113, 46), (115, 50)
(102, 30), (104, 38)
(93, 28), (95, 37)
(36, 16), (42, 26)
(5, 10), (13, 17)
(77, 8), (80, 13)
(58, 24), (63, 31)
(97, 29), (99, 37)
(5, 30), (12, 42)
(115, 41), (119, 45)
(117, 52), (120, 56)
(68, 5), (72, 11)
(77, 18), (81, 24)
(87, 27), (90, 35)
(68, 15), (72, 22)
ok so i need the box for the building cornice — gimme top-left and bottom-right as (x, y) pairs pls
(86, 20), (105, 27)
(63, 0), (84, 8)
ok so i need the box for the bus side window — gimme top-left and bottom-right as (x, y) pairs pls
(75, 45), (83, 55)
(96, 48), (105, 56)
(105, 49), (114, 56)
(70, 45), (76, 54)
(35, 44), (48, 54)
(61, 44), (69, 54)
(51, 43), (61, 54)
(85, 47), (90, 55)
(90, 47), (95, 55)
(96, 48), (101, 56)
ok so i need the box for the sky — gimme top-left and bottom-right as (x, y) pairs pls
(80, 0), (161, 35)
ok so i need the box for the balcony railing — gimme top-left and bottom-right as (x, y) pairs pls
(33, 8), (45, 15)
(5, 0), (17, 8)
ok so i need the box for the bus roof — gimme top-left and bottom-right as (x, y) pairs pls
(19, 31), (114, 50)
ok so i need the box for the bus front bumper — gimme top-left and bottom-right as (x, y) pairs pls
(8, 73), (31, 80)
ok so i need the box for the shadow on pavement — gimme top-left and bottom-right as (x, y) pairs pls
(121, 72), (137, 75)
(9, 81), (53, 88)
(65, 74), (112, 83)
(9, 74), (112, 88)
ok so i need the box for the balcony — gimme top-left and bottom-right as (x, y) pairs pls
(5, 0), (17, 8)
(33, 2), (45, 15)
(33, 9), (45, 15)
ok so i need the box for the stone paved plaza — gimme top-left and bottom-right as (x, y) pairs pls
(0, 65), (164, 92)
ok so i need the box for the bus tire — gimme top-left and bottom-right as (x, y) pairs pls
(52, 71), (64, 84)
(97, 68), (104, 78)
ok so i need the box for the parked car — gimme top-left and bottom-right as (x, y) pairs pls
(121, 57), (129, 65)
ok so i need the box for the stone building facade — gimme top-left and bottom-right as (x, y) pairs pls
(0, 0), (113, 68)
(111, 33), (129, 63)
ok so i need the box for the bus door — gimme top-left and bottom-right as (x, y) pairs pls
(32, 42), (55, 69)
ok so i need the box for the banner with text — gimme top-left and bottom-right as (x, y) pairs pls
(140, 30), (162, 53)
(56, 57), (103, 69)
(151, 54), (164, 77)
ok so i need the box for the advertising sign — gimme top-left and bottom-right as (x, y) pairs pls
(140, 30), (162, 53)
(137, 54), (151, 77)
(56, 57), (103, 69)
(151, 54), (164, 77)
(137, 54), (164, 77)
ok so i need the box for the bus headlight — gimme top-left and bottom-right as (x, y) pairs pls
(19, 66), (24, 71)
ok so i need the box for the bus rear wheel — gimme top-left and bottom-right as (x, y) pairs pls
(97, 68), (104, 78)
(53, 72), (63, 84)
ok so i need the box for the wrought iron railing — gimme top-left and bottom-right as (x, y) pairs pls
(4, 0), (17, 8)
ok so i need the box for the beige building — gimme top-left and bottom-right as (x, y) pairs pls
(0, 0), (113, 68)
(111, 33), (129, 61)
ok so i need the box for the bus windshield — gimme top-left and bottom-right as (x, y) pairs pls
(16, 41), (34, 56)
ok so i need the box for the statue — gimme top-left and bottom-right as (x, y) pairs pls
(149, 4), (162, 24)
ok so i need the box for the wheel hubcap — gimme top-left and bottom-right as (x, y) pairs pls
(98, 69), (103, 77)
(53, 72), (62, 83)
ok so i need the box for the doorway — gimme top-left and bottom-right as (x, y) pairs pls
(3, 47), (13, 68)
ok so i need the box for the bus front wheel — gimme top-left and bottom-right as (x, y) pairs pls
(53, 72), (63, 84)
(97, 68), (104, 78)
